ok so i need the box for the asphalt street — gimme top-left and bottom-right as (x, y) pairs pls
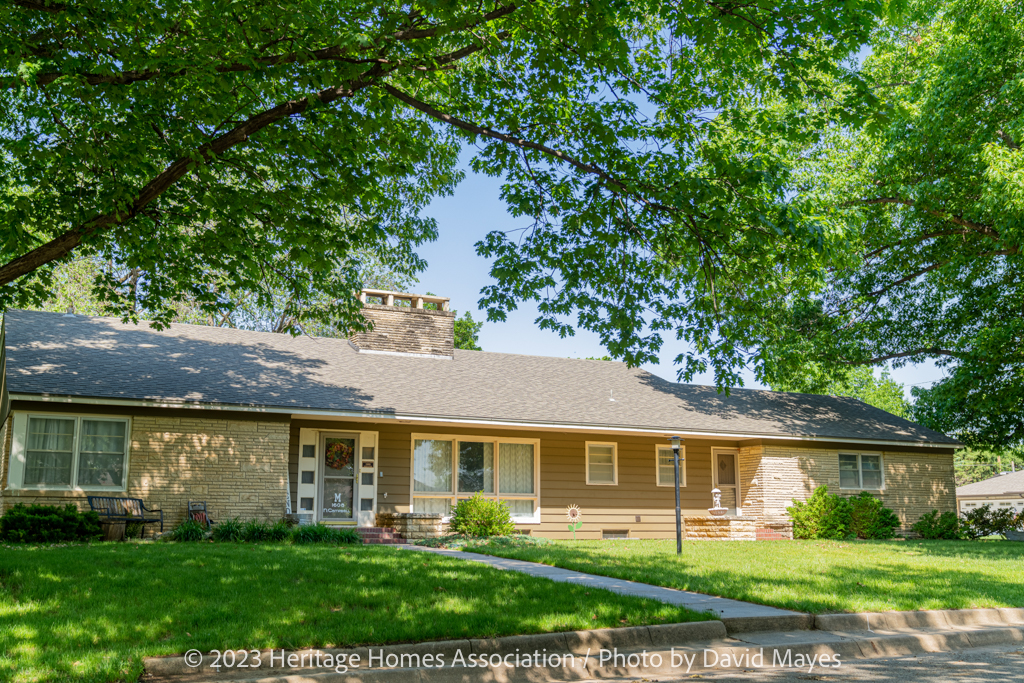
(574, 643), (1024, 682)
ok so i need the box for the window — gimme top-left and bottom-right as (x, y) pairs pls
(839, 453), (883, 489)
(656, 445), (686, 487)
(411, 435), (539, 522)
(586, 443), (617, 485)
(16, 415), (129, 490)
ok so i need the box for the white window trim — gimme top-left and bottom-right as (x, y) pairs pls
(655, 444), (686, 487)
(585, 441), (618, 486)
(409, 433), (541, 524)
(838, 451), (885, 491)
(7, 411), (132, 493)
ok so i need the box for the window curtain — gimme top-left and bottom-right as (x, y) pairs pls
(658, 448), (676, 486)
(413, 439), (452, 492)
(78, 420), (126, 487)
(498, 443), (534, 494)
(24, 417), (75, 486)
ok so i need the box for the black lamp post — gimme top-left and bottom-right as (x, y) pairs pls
(669, 435), (684, 554)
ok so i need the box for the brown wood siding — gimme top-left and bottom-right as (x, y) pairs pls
(291, 420), (734, 539)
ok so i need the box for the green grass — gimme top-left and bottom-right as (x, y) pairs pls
(467, 538), (1024, 614)
(0, 543), (708, 683)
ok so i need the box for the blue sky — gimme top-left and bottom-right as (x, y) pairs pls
(412, 159), (944, 397)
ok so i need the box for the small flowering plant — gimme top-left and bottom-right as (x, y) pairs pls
(566, 504), (583, 539)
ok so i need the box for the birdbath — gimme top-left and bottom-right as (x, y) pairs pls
(708, 488), (728, 517)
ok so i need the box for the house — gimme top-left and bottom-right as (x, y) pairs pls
(957, 470), (1024, 516)
(0, 290), (960, 539)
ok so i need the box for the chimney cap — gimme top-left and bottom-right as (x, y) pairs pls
(358, 288), (450, 311)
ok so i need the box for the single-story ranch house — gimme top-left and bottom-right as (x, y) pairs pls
(0, 290), (960, 539)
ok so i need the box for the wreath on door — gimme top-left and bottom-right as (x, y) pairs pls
(325, 441), (354, 471)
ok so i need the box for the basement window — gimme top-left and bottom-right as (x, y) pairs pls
(602, 530), (629, 539)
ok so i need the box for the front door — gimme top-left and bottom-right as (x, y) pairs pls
(319, 433), (357, 522)
(714, 449), (739, 515)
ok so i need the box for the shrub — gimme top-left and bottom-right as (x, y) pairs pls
(913, 510), (965, 540)
(448, 493), (516, 537)
(467, 534), (553, 550)
(849, 491), (901, 540)
(961, 505), (1021, 539)
(240, 519), (273, 542)
(267, 520), (292, 541)
(211, 517), (243, 542)
(0, 503), (102, 543)
(291, 523), (362, 545)
(787, 486), (852, 540)
(169, 519), (207, 542)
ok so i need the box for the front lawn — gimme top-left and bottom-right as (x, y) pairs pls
(0, 543), (706, 683)
(467, 539), (1024, 614)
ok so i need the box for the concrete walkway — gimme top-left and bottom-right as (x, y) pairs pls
(406, 546), (797, 619)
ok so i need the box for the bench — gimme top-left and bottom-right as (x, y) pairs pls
(87, 496), (164, 534)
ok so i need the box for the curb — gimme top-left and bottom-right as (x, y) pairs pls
(814, 607), (1024, 632)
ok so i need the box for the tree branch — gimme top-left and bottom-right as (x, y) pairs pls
(840, 348), (963, 364)
(10, 0), (65, 11)
(850, 196), (1001, 239)
(21, 3), (522, 88)
(0, 67), (384, 287)
(382, 83), (632, 193)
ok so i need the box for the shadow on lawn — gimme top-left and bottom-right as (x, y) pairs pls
(489, 541), (1024, 614)
(0, 544), (694, 683)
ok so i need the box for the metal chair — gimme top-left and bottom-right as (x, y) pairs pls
(187, 501), (214, 529)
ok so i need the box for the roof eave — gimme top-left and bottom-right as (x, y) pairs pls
(9, 392), (962, 449)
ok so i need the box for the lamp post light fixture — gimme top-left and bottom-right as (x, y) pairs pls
(668, 435), (685, 554)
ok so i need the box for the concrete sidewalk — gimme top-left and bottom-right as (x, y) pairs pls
(406, 545), (799, 620)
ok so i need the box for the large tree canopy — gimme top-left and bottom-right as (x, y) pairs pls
(2, 0), (884, 343)
(761, 0), (1024, 446)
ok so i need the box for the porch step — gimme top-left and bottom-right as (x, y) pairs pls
(355, 527), (405, 545)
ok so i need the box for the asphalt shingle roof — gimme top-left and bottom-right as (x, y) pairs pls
(956, 470), (1024, 497)
(3, 309), (958, 445)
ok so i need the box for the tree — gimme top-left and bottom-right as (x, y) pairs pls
(31, 249), (416, 336)
(453, 310), (483, 351)
(1, 1), (884, 348)
(759, 0), (1024, 447)
(770, 366), (911, 419)
(952, 447), (1024, 487)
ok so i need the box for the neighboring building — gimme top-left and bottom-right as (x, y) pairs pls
(0, 290), (960, 538)
(957, 470), (1024, 516)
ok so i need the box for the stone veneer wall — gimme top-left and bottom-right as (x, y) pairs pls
(684, 516), (757, 541)
(1, 415), (290, 528)
(376, 512), (443, 540)
(350, 304), (455, 357)
(739, 444), (956, 536)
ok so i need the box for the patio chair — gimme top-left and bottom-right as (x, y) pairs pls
(187, 501), (214, 529)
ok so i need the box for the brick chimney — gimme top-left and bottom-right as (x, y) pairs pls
(349, 289), (455, 358)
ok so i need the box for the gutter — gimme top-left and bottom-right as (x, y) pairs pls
(9, 392), (961, 450)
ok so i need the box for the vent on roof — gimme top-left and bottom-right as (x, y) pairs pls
(350, 289), (456, 358)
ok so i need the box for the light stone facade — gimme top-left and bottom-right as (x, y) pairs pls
(375, 512), (443, 540)
(684, 516), (757, 541)
(1, 414), (290, 529)
(739, 444), (956, 536)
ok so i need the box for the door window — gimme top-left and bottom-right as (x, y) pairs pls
(321, 436), (356, 519)
(717, 452), (736, 486)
